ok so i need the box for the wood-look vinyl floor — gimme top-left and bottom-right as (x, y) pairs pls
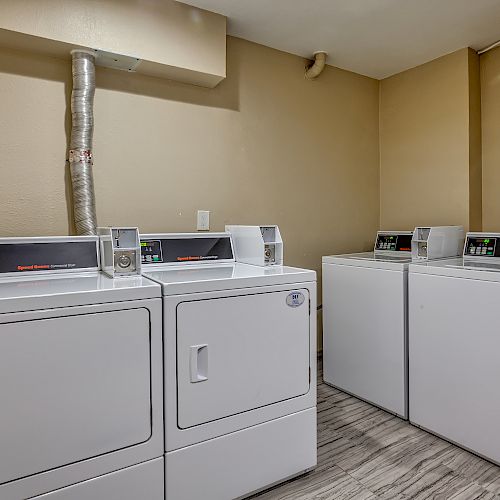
(253, 364), (500, 500)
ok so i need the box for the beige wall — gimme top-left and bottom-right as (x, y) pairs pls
(0, 0), (226, 87)
(468, 49), (483, 231)
(480, 47), (500, 231)
(379, 48), (481, 231)
(0, 37), (381, 347)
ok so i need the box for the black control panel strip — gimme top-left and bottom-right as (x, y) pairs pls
(0, 241), (99, 274)
(141, 237), (234, 264)
(375, 234), (412, 252)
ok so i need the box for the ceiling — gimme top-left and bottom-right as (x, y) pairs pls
(179, 0), (500, 79)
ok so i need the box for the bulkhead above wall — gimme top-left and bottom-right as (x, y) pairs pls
(0, 0), (226, 88)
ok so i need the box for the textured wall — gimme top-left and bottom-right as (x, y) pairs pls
(0, 37), (381, 348)
(379, 48), (481, 231)
(480, 47), (500, 232)
(0, 0), (226, 86)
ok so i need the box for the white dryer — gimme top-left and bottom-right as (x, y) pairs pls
(140, 232), (317, 500)
(322, 231), (413, 418)
(409, 232), (500, 465)
(0, 236), (164, 500)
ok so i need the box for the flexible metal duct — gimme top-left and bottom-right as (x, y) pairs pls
(69, 50), (97, 235)
(305, 51), (328, 79)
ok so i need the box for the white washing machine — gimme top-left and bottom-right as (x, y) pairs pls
(322, 231), (413, 418)
(409, 232), (500, 465)
(0, 236), (164, 500)
(322, 226), (465, 419)
(140, 232), (317, 500)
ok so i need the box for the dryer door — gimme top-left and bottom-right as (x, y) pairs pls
(0, 307), (152, 485)
(176, 289), (310, 428)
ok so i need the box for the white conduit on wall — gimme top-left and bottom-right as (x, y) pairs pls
(478, 40), (500, 55)
(69, 50), (98, 236)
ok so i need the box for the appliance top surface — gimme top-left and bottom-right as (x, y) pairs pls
(410, 257), (500, 281)
(0, 272), (161, 315)
(322, 252), (411, 270)
(143, 262), (316, 295)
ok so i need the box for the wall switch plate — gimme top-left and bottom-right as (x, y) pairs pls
(197, 210), (210, 231)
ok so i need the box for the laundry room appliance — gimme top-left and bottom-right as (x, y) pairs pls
(409, 232), (500, 465)
(140, 232), (317, 500)
(0, 235), (164, 500)
(322, 230), (413, 418)
(322, 226), (464, 419)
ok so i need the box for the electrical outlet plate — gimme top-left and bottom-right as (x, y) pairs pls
(197, 210), (210, 231)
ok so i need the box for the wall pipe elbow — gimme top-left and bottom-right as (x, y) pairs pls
(305, 51), (328, 79)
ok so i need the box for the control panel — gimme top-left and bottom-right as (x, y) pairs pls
(0, 237), (99, 275)
(141, 240), (163, 264)
(374, 232), (412, 253)
(464, 235), (500, 258)
(140, 234), (234, 265)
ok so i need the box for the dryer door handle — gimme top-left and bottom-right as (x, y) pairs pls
(190, 344), (208, 383)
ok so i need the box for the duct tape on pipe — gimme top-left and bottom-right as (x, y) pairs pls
(69, 150), (93, 163)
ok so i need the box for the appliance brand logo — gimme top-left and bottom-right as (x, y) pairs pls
(16, 263), (77, 272)
(176, 255), (218, 262)
(17, 264), (50, 271)
(286, 291), (305, 308)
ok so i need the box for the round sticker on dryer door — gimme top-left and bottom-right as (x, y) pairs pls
(286, 291), (305, 307)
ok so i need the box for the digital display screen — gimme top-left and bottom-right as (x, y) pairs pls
(375, 234), (412, 252)
(0, 241), (98, 274)
(465, 237), (498, 257)
(141, 237), (233, 264)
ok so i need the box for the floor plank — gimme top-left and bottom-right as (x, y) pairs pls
(255, 465), (377, 500)
(252, 363), (500, 499)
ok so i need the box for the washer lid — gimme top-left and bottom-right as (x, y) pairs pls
(143, 262), (316, 295)
(322, 252), (411, 271)
(0, 273), (161, 314)
(410, 257), (500, 282)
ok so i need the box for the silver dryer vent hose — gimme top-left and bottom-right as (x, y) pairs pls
(69, 50), (97, 236)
